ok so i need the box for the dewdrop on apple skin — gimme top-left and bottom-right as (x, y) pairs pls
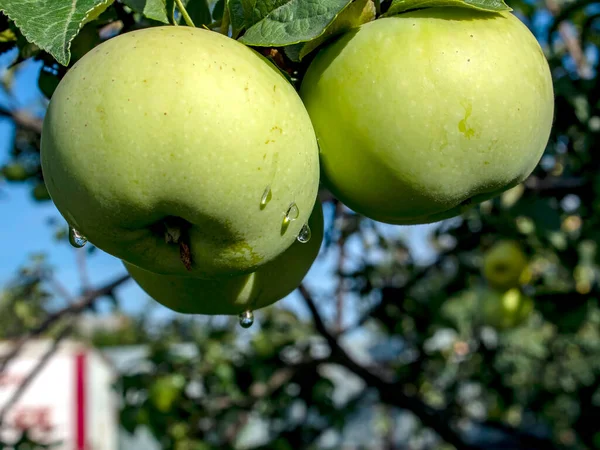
(239, 310), (254, 328)
(260, 186), (272, 210)
(283, 202), (300, 226)
(68, 226), (88, 248)
(297, 223), (311, 244)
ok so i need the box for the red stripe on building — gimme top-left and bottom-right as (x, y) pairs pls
(75, 352), (86, 450)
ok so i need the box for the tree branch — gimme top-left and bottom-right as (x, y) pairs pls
(0, 107), (43, 134)
(546, 0), (593, 78)
(298, 283), (481, 450)
(335, 201), (348, 332)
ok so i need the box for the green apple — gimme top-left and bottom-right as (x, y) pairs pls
(483, 240), (530, 290)
(123, 202), (323, 315)
(300, 8), (554, 225)
(41, 26), (319, 278)
(480, 287), (534, 330)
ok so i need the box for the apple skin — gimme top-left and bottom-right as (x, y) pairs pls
(41, 26), (319, 278)
(483, 240), (530, 290)
(123, 202), (323, 315)
(300, 8), (554, 225)
(480, 287), (534, 330)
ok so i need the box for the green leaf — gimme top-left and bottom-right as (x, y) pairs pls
(383, 0), (511, 16)
(228, 0), (289, 35)
(239, 0), (353, 47)
(227, 0), (249, 37)
(1, 0), (114, 65)
(284, 0), (375, 62)
(122, 0), (170, 23)
(82, 0), (115, 24)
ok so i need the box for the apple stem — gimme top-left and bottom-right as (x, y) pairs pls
(174, 0), (196, 27)
(180, 240), (193, 271)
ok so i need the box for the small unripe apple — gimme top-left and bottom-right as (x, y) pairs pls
(480, 287), (534, 329)
(41, 26), (319, 278)
(483, 240), (530, 290)
(124, 203), (323, 315)
(300, 8), (554, 225)
(2, 163), (30, 181)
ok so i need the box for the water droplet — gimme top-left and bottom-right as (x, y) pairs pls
(283, 202), (299, 225)
(68, 226), (87, 248)
(297, 223), (311, 243)
(239, 310), (254, 328)
(260, 186), (272, 210)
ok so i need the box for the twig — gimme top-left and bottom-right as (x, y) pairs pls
(0, 107), (43, 134)
(546, 0), (593, 78)
(174, 0), (195, 27)
(335, 202), (347, 332)
(0, 274), (130, 375)
(0, 323), (73, 425)
(341, 251), (450, 335)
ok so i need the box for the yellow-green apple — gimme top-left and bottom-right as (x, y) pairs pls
(123, 203), (323, 315)
(300, 8), (554, 224)
(480, 287), (534, 329)
(41, 26), (319, 278)
(483, 240), (530, 290)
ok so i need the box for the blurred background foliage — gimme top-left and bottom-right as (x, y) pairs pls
(2, 0), (600, 448)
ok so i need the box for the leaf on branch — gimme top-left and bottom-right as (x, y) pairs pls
(0, 0), (114, 66)
(383, 0), (511, 16)
(239, 0), (353, 47)
(228, 0), (289, 38)
(284, 0), (375, 62)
